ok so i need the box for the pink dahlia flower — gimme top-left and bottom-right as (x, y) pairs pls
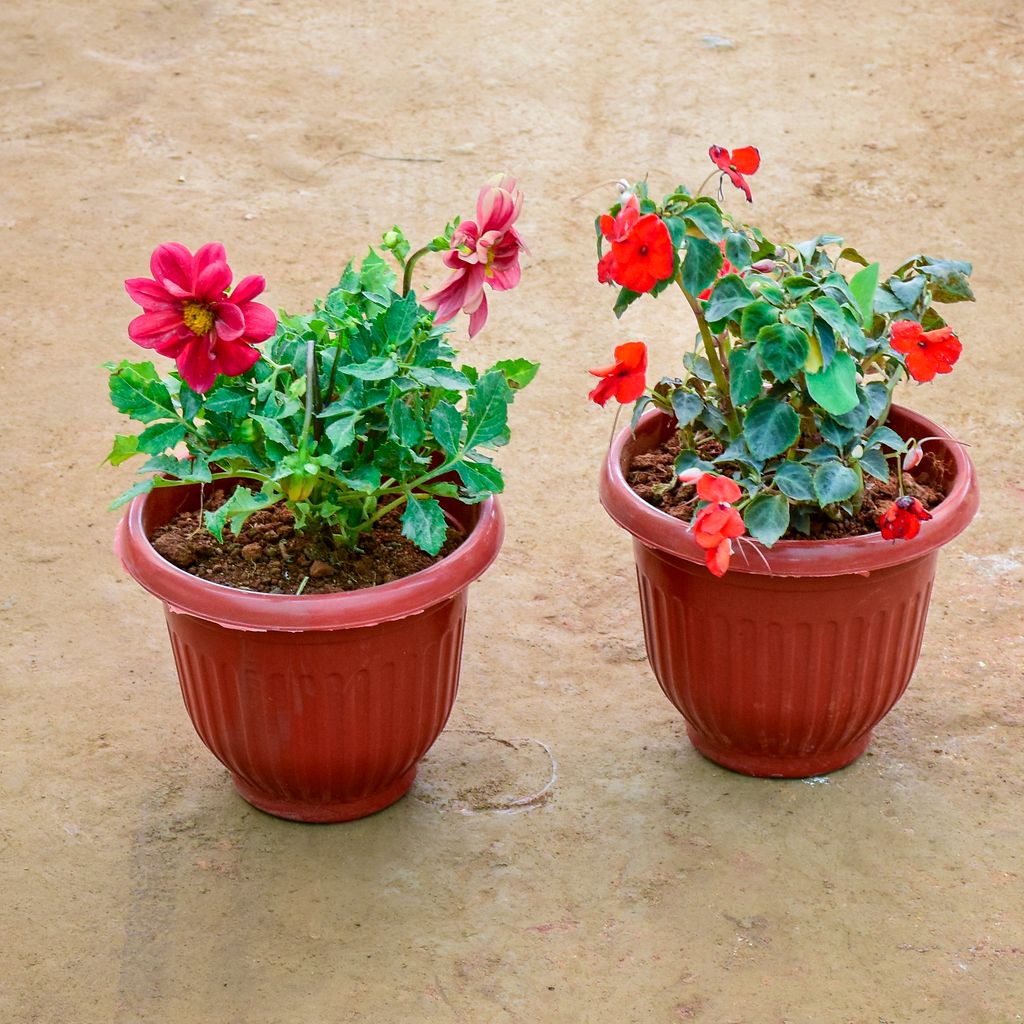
(124, 242), (276, 393)
(421, 176), (527, 337)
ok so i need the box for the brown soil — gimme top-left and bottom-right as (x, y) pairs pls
(627, 432), (946, 540)
(149, 489), (463, 594)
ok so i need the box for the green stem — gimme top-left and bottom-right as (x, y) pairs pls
(676, 278), (741, 436)
(299, 339), (315, 454)
(323, 340), (345, 410)
(402, 245), (432, 297)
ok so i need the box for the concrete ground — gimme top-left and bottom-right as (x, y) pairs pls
(2, 1), (1022, 1021)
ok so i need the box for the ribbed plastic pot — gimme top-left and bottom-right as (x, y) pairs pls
(600, 405), (979, 778)
(116, 485), (504, 822)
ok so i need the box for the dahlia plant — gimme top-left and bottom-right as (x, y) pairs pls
(107, 177), (536, 555)
(589, 147), (973, 575)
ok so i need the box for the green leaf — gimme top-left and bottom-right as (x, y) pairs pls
(772, 461), (816, 501)
(252, 415), (297, 450)
(106, 434), (140, 466)
(813, 461), (860, 505)
(325, 414), (359, 452)
(808, 295), (848, 337)
(671, 389), (704, 427)
(204, 486), (278, 543)
(784, 304), (815, 334)
(388, 399), (424, 447)
(336, 464), (381, 493)
(401, 495), (447, 555)
(430, 401), (462, 457)
(704, 275), (755, 322)
(740, 301), (779, 341)
(455, 460), (504, 496)
(109, 477), (156, 510)
(725, 231), (752, 270)
(340, 355), (399, 380)
(728, 348), (763, 406)
(920, 258), (975, 303)
(383, 293), (419, 345)
(866, 426), (905, 452)
(409, 366), (472, 390)
(743, 494), (791, 547)
(859, 448), (890, 482)
(682, 236), (723, 297)
(806, 351), (858, 416)
(865, 381), (890, 418)
(682, 202), (725, 242)
(756, 323), (810, 382)
(464, 370), (512, 450)
(743, 398), (801, 460)
(489, 358), (539, 390)
(630, 394), (654, 433)
(613, 286), (642, 318)
(137, 421), (188, 455)
(889, 275), (926, 309)
(203, 388), (252, 418)
(359, 247), (396, 297)
(850, 263), (880, 325)
(109, 365), (177, 423)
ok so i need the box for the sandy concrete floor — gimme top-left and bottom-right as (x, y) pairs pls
(2, 0), (1023, 1021)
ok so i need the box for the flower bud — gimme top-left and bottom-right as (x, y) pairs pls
(904, 443), (923, 471)
(750, 259), (776, 273)
(678, 467), (704, 484)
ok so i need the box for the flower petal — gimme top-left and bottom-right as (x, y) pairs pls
(730, 147), (761, 174)
(230, 274), (266, 305)
(128, 309), (186, 348)
(212, 301), (245, 341)
(697, 473), (742, 504)
(192, 242), (228, 287)
(467, 291), (489, 338)
(194, 260), (232, 302)
(124, 277), (177, 311)
(150, 242), (194, 298)
(238, 301), (277, 341)
(175, 337), (219, 394)
(212, 338), (261, 378)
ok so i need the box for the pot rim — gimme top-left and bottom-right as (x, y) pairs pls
(116, 489), (505, 632)
(599, 404), (979, 578)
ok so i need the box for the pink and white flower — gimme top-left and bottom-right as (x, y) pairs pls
(421, 176), (527, 337)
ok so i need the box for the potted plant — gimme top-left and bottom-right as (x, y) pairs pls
(589, 148), (979, 778)
(110, 177), (537, 821)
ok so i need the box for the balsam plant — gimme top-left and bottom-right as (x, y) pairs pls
(108, 177), (537, 557)
(588, 147), (972, 575)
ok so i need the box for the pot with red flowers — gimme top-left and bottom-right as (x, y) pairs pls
(590, 148), (979, 778)
(109, 178), (537, 822)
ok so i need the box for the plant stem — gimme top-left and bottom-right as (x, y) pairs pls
(676, 278), (741, 436)
(402, 245), (432, 297)
(299, 338), (315, 452)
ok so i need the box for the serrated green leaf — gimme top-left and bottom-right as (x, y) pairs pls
(109, 366), (177, 424)
(630, 394), (654, 434)
(864, 381), (890, 419)
(388, 399), (424, 447)
(325, 414), (359, 452)
(400, 495), (447, 555)
(740, 300), (779, 341)
(613, 286), (642, 318)
(850, 263), (880, 325)
(813, 461), (860, 505)
(859, 448), (890, 482)
(430, 401), (462, 457)
(728, 348), (763, 406)
(806, 351), (858, 416)
(682, 203), (725, 242)
(489, 358), (539, 391)
(704, 275), (755, 322)
(383, 293), (419, 345)
(252, 415), (297, 450)
(455, 460), (504, 496)
(336, 464), (382, 493)
(671, 389), (704, 427)
(203, 388), (252, 417)
(756, 323), (810, 382)
(682, 236), (723, 297)
(339, 355), (399, 381)
(866, 426), (905, 451)
(725, 231), (752, 270)
(743, 398), (801, 460)
(137, 421), (188, 455)
(109, 477), (156, 510)
(106, 434), (140, 466)
(464, 370), (511, 450)
(204, 486), (278, 543)
(409, 366), (472, 390)
(773, 461), (816, 501)
(743, 493), (791, 547)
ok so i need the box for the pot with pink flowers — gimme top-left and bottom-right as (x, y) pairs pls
(109, 178), (537, 822)
(589, 148), (979, 778)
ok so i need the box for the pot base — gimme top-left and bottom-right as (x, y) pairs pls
(686, 727), (872, 779)
(231, 766), (418, 823)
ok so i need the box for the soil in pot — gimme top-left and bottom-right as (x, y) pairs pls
(149, 487), (464, 595)
(626, 431), (945, 540)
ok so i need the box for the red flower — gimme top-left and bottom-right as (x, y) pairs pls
(597, 195), (674, 294)
(421, 176), (527, 338)
(125, 242), (276, 394)
(692, 473), (746, 576)
(879, 495), (932, 541)
(889, 320), (963, 383)
(708, 145), (761, 203)
(587, 341), (648, 406)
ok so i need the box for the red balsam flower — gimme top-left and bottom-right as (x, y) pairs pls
(597, 195), (674, 294)
(889, 320), (963, 382)
(691, 473), (746, 576)
(879, 495), (932, 541)
(708, 145), (761, 203)
(587, 340), (648, 406)
(125, 242), (276, 394)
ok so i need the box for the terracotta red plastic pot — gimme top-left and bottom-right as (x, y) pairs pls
(116, 485), (504, 822)
(600, 405), (979, 778)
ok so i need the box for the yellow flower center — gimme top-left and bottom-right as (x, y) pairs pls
(182, 301), (215, 337)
